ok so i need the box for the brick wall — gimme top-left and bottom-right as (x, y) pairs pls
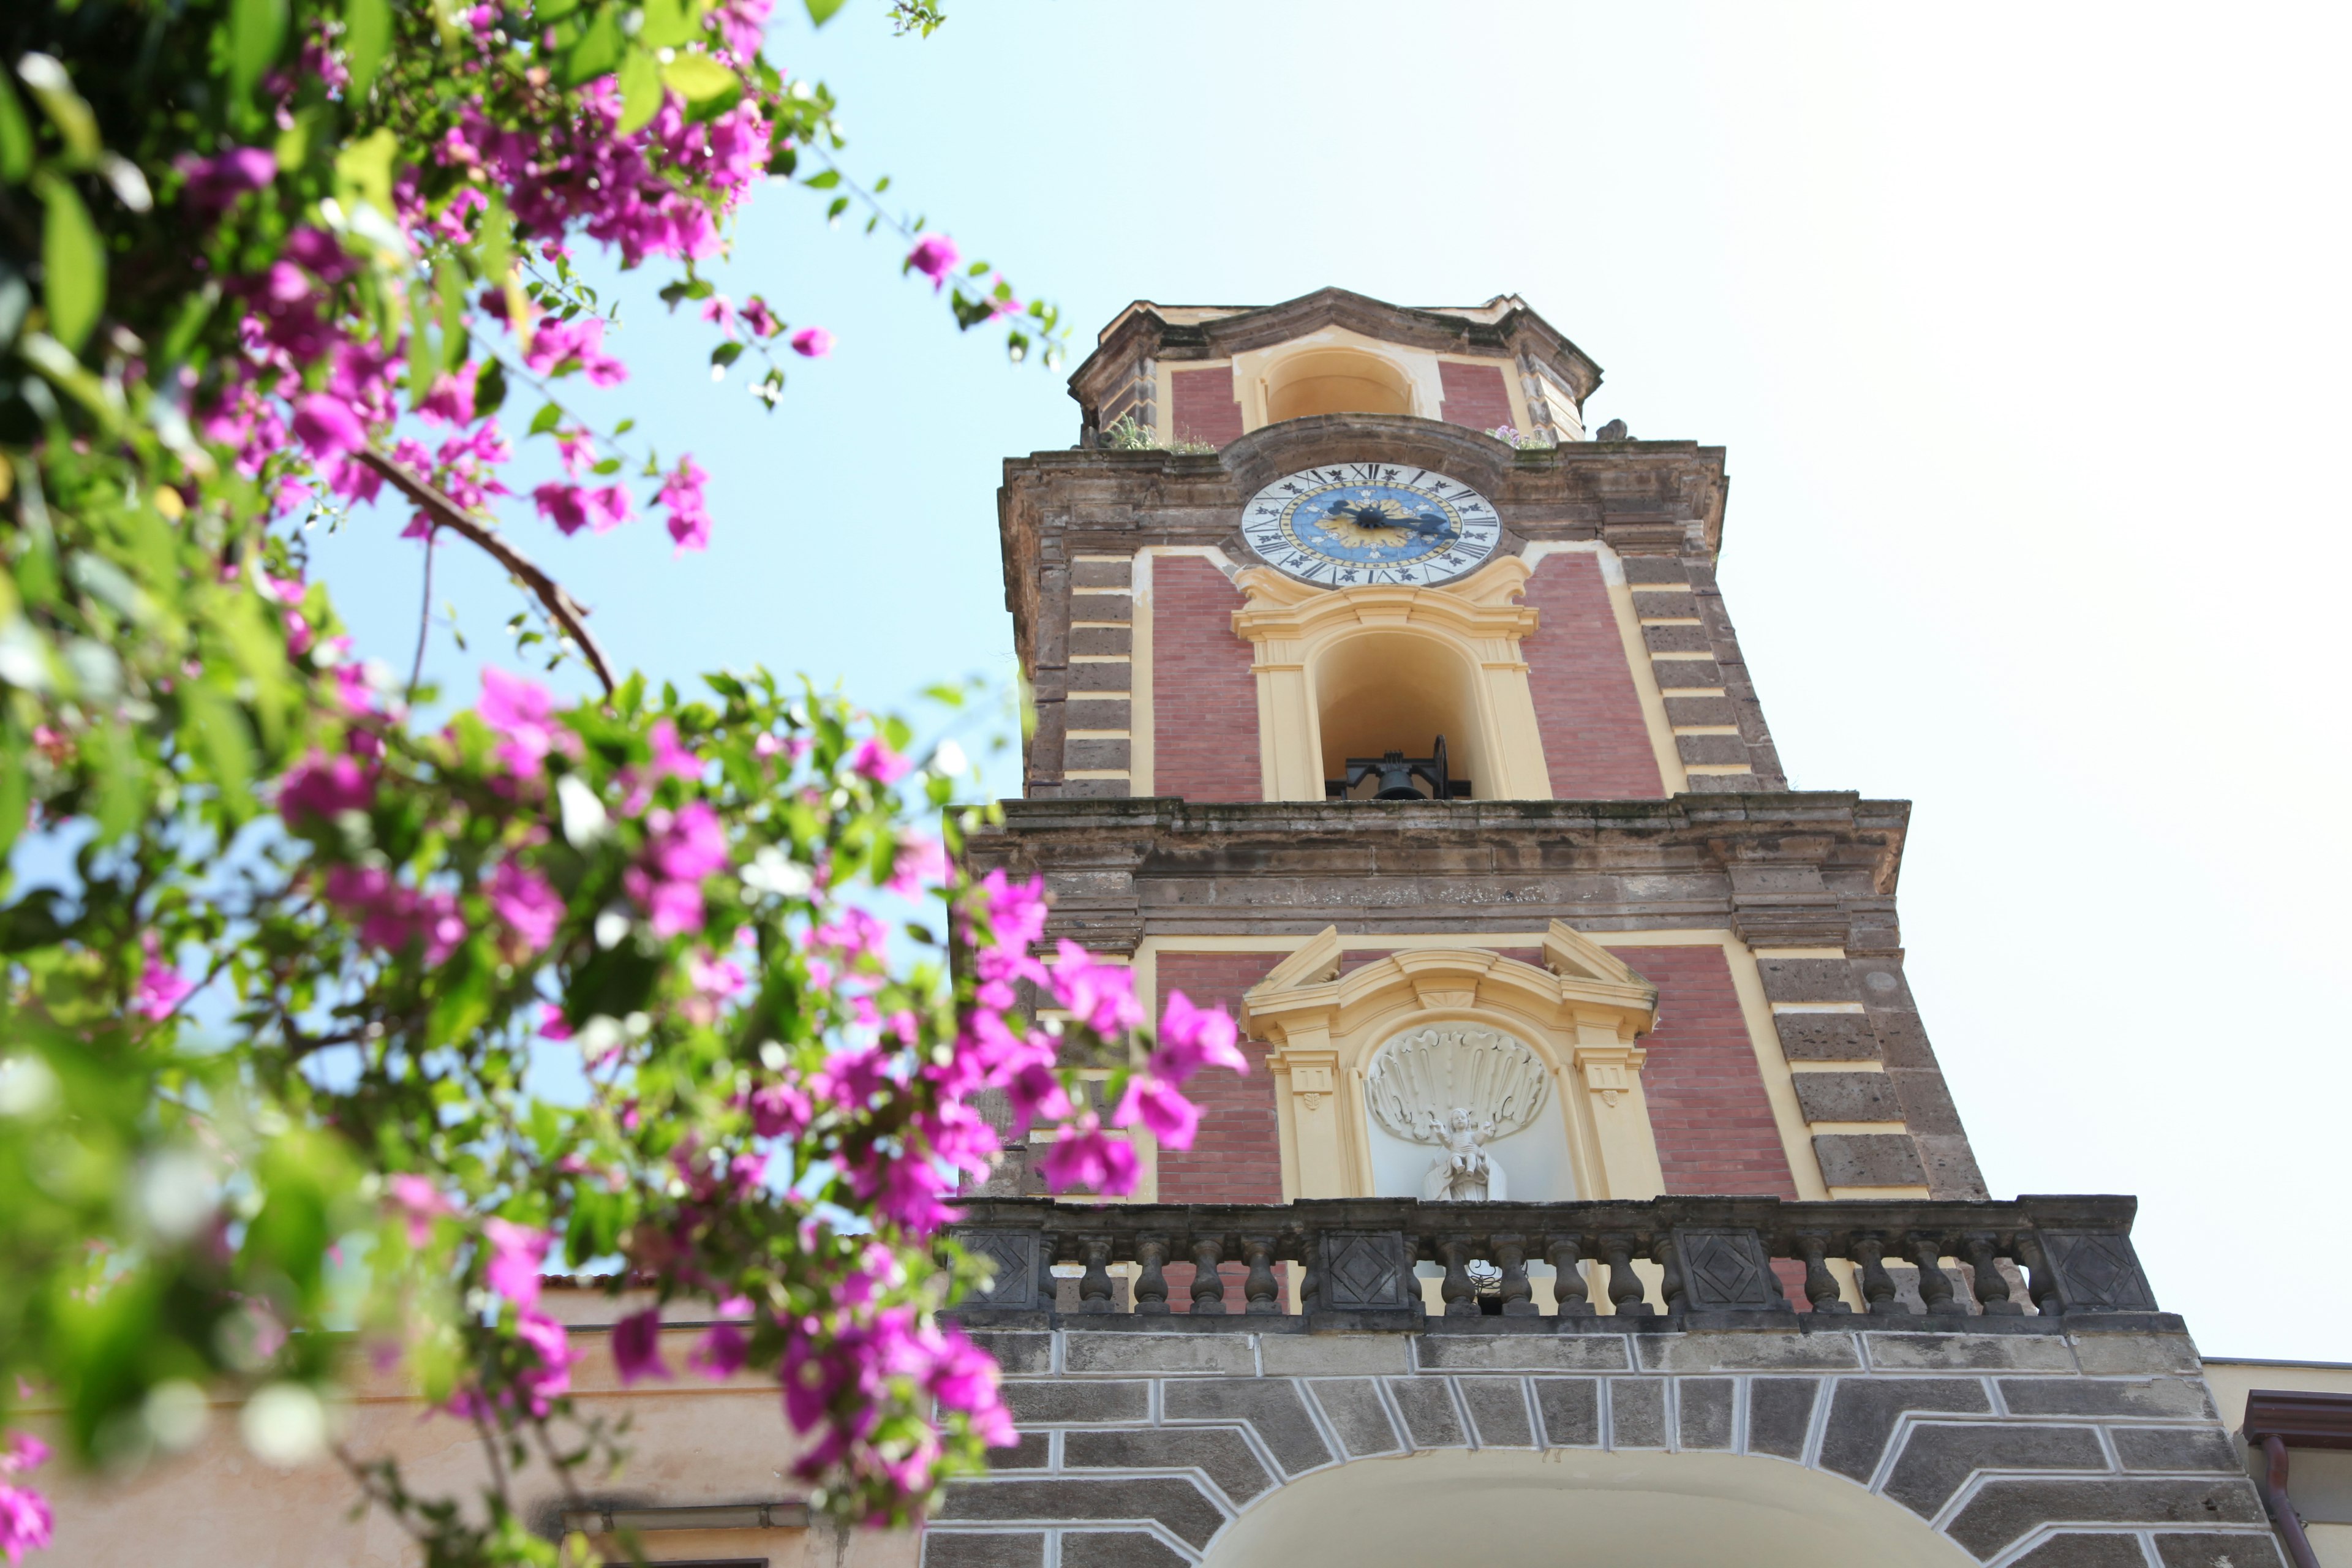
(1169, 366), (1243, 448)
(1151, 557), (1261, 802)
(1618, 945), (1798, 1199)
(1438, 360), (1513, 432)
(1522, 553), (1666, 798)
(1154, 952), (1283, 1311)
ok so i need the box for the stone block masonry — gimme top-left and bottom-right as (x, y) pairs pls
(926, 1323), (2278, 1568)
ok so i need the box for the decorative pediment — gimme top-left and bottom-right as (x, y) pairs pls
(1228, 556), (1538, 648)
(1240, 926), (1657, 1050)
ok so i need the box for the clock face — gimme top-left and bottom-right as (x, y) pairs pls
(1240, 463), (1502, 588)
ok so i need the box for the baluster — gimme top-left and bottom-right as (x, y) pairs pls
(1907, 1232), (1957, 1315)
(1850, 1233), (1902, 1314)
(1795, 1232), (1850, 1313)
(1655, 1234), (1687, 1316)
(1134, 1236), (1170, 1316)
(1602, 1232), (1653, 1317)
(1493, 1234), (1536, 1317)
(1079, 1237), (1114, 1313)
(1547, 1236), (1593, 1317)
(1962, 1234), (2021, 1316)
(1189, 1237), (1227, 1315)
(1242, 1235), (1281, 1316)
(1438, 1235), (1479, 1318)
(2015, 1232), (2063, 1317)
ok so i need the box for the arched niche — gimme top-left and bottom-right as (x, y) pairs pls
(1361, 1019), (1575, 1202)
(1242, 926), (1664, 1205)
(1263, 346), (1416, 423)
(1311, 627), (1490, 799)
(1199, 1449), (1978, 1568)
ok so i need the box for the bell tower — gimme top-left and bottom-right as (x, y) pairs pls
(971, 287), (1981, 1229)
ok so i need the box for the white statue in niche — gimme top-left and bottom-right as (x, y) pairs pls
(1365, 1025), (1548, 1203)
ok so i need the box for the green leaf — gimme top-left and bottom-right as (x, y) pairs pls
(435, 262), (469, 372)
(228, 0), (292, 107)
(0, 75), (31, 181)
(802, 169), (841, 190)
(87, 720), (145, 843)
(639, 0), (699, 48)
(559, 7), (626, 88)
(478, 187), (514, 285)
(805, 0), (848, 23)
(616, 47), (663, 135)
(344, 0), (391, 99)
(662, 54), (742, 121)
(0, 728), (28, 863)
(709, 341), (744, 368)
(36, 175), (104, 353)
(333, 128), (398, 224)
(590, 456), (622, 475)
(186, 688), (257, 813)
(14, 56), (99, 159)
(529, 401), (564, 437)
(826, 194), (848, 221)
(405, 283), (436, 409)
(473, 358), (508, 418)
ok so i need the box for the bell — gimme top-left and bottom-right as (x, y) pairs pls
(1370, 752), (1423, 800)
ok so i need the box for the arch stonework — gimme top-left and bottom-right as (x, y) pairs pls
(922, 1319), (2278, 1568)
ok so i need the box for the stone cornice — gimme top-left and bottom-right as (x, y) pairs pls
(1066, 288), (1606, 413)
(963, 793), (1912, 954)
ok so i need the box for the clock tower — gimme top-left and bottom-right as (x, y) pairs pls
(970, 287), (1982, 1238)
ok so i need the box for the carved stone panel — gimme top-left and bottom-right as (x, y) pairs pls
(1671, 1226), (1787, 1312)
(954, 1229), (1045, 1311)
(2036, 1230), (2159, 1313)
(1316, 1231), (1415, 1312)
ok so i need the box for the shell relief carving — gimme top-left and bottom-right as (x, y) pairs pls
(1364, 1025), (1550, 1202)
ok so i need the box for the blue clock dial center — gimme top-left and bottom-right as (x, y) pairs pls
(1242, 464), (1500, 588)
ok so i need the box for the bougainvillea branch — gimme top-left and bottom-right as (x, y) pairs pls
(0, 2), (1118, 1564)
(361, 445), (617, 694)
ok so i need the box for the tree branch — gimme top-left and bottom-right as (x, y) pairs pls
(359, 449), (617, 695)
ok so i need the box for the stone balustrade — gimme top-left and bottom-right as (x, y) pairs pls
(945, 1194), (2163, 1327)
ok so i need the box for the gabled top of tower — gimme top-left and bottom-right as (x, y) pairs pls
(1065, 288), (1605, 450)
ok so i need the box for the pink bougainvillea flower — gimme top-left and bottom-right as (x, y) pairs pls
(847, 736), (911, 785)
(290, 394), (366, 461)
(1153, 989), (1248, 1083)
(385, 1174), (456, 1247)
(655, 457), (712, 554)
(1050, 940), (1145, 1036)
(176, 146), (276, 211)
(483, 1218), (552, 1308)
(611, 1308), (671, 1385)
(133, 933), (195, 1021)
(647, 718), (702, 783)
(790, 326), (833, 358)
(699, 294), (737, 337)
(687, 1321), (748, 1380)
(511, 1308), (579, 1415)
(277, 750), (376, 823)
(556, 428), (598, 478)
(0, 1480), (50, 1565)
(488, 861), (563, 952)
(905, 233), (960, 290)
(739, 297), (780, 338)
(584, 483), (634, 533)
(0, 1436), (47, 1477)
(887, 832), (948, 897)
(417, 369), (477, 425)
(532, 481), (590, 535)
(478, 668), (563, 777)
(1113, 1073), (1201, 1150)
(1035, 1115), (1139, 1195)
(538, 1001), (573, 1041)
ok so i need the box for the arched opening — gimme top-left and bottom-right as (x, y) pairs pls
(1264, 347), (1414, 423)
(1313, 630), (1487, 801)
(1200, 1449), (1976, 1568)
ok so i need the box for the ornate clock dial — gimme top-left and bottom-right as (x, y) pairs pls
(1239, 462), (1502, 587)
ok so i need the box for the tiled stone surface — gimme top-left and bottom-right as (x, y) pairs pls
(936, 1325), (2271, 1566)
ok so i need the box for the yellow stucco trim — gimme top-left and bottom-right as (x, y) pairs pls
(1829, 1185), (1933, 1200)
(1789, 1059), (1887, 1074)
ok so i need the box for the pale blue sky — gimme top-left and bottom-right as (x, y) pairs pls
(309, 3), (2352, 1357)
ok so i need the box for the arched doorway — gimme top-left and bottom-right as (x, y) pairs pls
(1200, 1448), (1976, 1568)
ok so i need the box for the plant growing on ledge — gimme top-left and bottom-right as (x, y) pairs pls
(1101, 413), (1215, 454)
(0, 0), (1230, 1562)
